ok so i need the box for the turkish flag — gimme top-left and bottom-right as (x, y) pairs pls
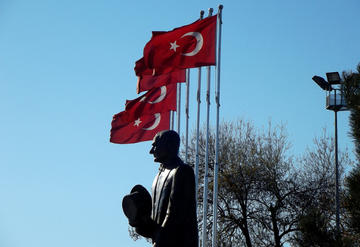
(110, 111), (170, 144)
(134, 57), (174, 77)
(143, 15), (217, 71)
(126, 84), (177, 118)
(134, 57), (154, 76)
(134, 32), (173, 77)
(137, 69), (186, 93)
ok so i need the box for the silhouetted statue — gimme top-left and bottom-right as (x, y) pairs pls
(122, 130), (198, 247)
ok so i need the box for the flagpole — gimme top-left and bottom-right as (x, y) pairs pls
(202, 8), (213, 247)
(177, 83), (181, 135)
(170, 111), (174, 130)
(195, 10), (205, 209)
(212, 5), (223, 247)
(185, 69), (190, 163)
(195, 10), (205, 247)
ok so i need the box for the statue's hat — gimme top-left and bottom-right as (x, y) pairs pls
(122, 184), (152, 226)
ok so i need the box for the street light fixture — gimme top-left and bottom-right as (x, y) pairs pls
(326, 72), (341, 84)
(312, 72), (348, 236)
(312, 75), (333, 91)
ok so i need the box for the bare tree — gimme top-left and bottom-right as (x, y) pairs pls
(184, 120), (298, 246)
(291, 129), (355, 246)
(183, 120), (353, 247)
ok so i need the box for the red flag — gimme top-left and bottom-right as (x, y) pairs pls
(134, 57), (154, 76)
(110, 111), (170, 144)
(137, 69), (186, 93)
(134, 32), (172, 77)
(134, 57), (174, 77)
(143, 15), (217, 71)
(126, 84), (177, 118)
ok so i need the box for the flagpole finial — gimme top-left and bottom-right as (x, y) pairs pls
(218, 5), (223, 23)
(208, 8), (213, 16)
(200, 10), (205, 19)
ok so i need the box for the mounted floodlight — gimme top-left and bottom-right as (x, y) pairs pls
(312, 75), (333, 91)
(326, 72), (341, 84)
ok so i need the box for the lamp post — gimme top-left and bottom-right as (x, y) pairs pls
(312, 72), (348, 235)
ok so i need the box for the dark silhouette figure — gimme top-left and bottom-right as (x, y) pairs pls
(122, 130), (198, 247)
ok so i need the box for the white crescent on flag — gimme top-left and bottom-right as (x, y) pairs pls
(142, 113), (161, 131)
(181, 32), (203, 56)
(148, 86), (167, 104)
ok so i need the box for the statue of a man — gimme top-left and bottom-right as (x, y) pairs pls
(123, 130), (198, 247)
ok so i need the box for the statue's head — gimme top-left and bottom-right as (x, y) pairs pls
(150, 130), (180, 163)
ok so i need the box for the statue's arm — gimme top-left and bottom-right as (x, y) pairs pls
(134, 221), (157, 239)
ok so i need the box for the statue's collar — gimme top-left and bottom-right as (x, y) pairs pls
(160, 156), (182, 170)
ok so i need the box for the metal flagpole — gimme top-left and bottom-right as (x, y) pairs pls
(170, 111), (174, 130)
(212, 5), (223, 247)
(177, 83), (181, 135)
(195, 10), (205, 208)
(185, 69), (190, 163)
(202, 8), (213, 247)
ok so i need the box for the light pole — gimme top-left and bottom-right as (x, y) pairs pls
(312, 72), (348, 235)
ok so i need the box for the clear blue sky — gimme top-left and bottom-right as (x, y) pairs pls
(1, 1), (359, 246)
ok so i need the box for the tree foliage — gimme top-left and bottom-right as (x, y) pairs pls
(342, 64), (360, 160)
(342, 63), (360, 243)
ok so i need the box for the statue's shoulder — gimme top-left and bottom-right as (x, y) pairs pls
(175, 162), (195, 176)
(173, 163), (195, 188)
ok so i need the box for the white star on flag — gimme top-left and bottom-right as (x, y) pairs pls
(134, 118), (142, 127)
(169, 41), (179, 52)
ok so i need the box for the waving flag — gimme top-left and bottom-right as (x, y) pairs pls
(137, 70), (185, 93)
(143, 15), (216, 71)
(134, 57), (154, 76)
(110, 111), (170, 144)
(126, 84), (177, 118)
(134, 57), (176, 77)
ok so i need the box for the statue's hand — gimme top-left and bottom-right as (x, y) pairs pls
(128, 218), (141, 227)
(133, 218), (159, 239)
